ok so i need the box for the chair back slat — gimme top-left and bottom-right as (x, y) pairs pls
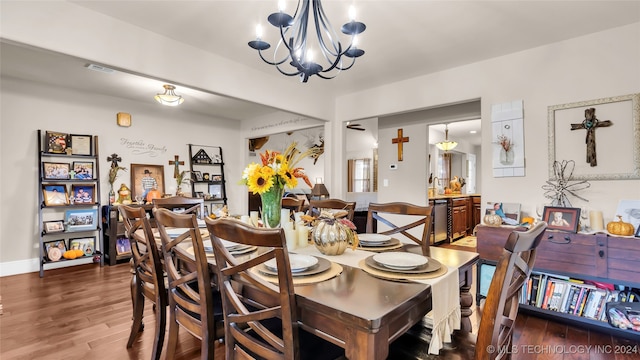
(206, 218), (301, 360)
(282, 197), (304, 213)
(153, 196), (204, 217)
(475, 221), (547, 360)
(365, 202), (433, 256)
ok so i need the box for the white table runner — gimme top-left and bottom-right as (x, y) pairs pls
(293, 245), (460, 354)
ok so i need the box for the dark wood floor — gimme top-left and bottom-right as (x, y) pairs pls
(1, 246), (639, 359)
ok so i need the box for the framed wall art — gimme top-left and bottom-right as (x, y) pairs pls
(130, 164), (165, 200)
(42, 184), (69, 206)
(116, 237), (132, 255)
(44, 240), (67, 261)
(70, 134), (92, 155)
(69, 237), (95, 256)
(548, 93), (640, 180)
(543, 206), (580, 233)
(43, 162), (70, 180)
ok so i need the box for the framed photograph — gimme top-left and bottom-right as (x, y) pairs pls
(44, 240), (67, 261)
(70, 134), (92, 155)
(65, 209), (98, 232)
(482, 202), (521, 225)
(72, 161), (93, 179)
(192, 171), (203, 182)
(615, 200), (640, 236)
(45, 131), (69, 154)
(212, 175), (222, 182)
(42, 184), (69, 206)
(71, 184), (96, 204)
(213, 154), (222, 164)
(209, 184), (222, 199)
(130, 164), (165, 200)
(116, 237), (132, 255)
(543, 206), (580, 233)
(43, 162), (70, 180)
(43, 220), (65, 234)
(548, 93), (640, 180)
(69, 237), (95, 256)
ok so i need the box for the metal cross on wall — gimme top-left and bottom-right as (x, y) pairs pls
(107, 153), (122, 168)
(570, 108), (613, 167)
(392, 128), (410, 161)
(168, 155), (184, 178)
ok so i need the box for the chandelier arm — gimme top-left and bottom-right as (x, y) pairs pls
(257, 49), (290, 67)
(332, 56), (356, 71)
(314, 0), (342, 57)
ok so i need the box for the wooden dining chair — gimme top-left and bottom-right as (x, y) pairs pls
(119, 204), (167, 360)
(366, 202), (433, 255)
(388, 221), (548, 360)
(282, 197), (304, 213)
(153, 207), (223, 360)
(152, 196), (204, 217)
(308, 199), (356, 221)
(205, 218), (345, 360)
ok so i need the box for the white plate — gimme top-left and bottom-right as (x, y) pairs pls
(373, 252), (428, 270)
(165, 228), (185, 238)
(357, 233), (391, 243)
(203, 240), (213, 252)
(197, 219), (206, 228)
(264, 254), (319, 273)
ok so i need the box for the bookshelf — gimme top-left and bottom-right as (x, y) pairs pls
(477, 225), (640, 341)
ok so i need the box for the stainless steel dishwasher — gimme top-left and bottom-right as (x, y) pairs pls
(431, 199), (448, 244)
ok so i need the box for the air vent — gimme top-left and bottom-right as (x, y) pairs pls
(86, 64), (115, 74)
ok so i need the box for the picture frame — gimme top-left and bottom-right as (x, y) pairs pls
(130, 164), (165, 200)
(211, 175), (222, 182)
(192, 170), (203, 182)
(548, 93), (640, 180)
(71, 184), (96, 204)
(70, 134), (92, 155)
(43, 220), (65, 234)
(615, 199), (640, 236)
(115, 237), (132, 255)
(208, 184), (222, 199)
(195, 191), (204, 198)
(482, 201), (521, 225)
(543, 206), (581, 233)
(43, 162), (70, 180)
(44, 240), (67, 261)
(65, 209), (98, 232)
(69, 236), (95, 256)
(42, 184), (69, 206)
(72, 161), (93, 179)
(45, 131), (69, 154)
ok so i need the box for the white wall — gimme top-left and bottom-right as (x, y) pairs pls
(336, 23), (640, 221)
(0, 79), (245, 275)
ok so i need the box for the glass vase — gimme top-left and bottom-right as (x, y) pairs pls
(500, 148), (514, 165)
(260, 185), (284, 228)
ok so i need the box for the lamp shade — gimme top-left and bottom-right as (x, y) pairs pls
(154, 84), (184, 106)
(311, 183), (330, 199)
(435, 124), (457, 151)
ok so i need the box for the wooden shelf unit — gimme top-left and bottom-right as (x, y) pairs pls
(188, 144), (227, 215)
(476, 225), (640, 341)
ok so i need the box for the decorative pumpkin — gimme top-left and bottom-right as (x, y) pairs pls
(63, 250), (77, 260)
(483, 210), (503, 227)
(311, 211), (355, 256)
(74, 249), (85, 258)
(606, 215), (635, 236)
(146, 187), (162, 203)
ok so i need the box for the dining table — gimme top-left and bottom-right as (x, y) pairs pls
(203, 234), (479, 360)
(146, 226), (479, 359)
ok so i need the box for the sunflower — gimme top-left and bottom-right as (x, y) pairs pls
(279, 165), (298, 189)
(247, 169), (274, 194)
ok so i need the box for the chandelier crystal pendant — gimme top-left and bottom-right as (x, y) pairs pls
(154, 85), (184, 106)
(436, 124), (458, 151)
(248, 0), (366, 82)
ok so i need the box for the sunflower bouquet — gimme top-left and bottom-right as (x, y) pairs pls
(241, 142), (322, 227)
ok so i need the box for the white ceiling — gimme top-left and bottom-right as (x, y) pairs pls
(2, 1), (639, 122)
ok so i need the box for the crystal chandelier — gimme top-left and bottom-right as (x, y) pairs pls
(248, 0), (366, 82)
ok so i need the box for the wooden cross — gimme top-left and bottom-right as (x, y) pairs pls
(168, 155), (184, 178)
(392, 128), (410, 161)
(570, 108), (613, 167)
(107, 153), (121, 168)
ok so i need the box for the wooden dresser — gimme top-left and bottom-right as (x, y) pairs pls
(476, 225), (640, 341)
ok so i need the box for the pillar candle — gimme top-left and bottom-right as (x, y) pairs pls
(296, 223), (309, 247)
(285, 228), (297, 251)
(281, 209), (291, 226)
(240, 215), (251, 225)
(250, 211), (259, 227)
(589, 210), (604, 231)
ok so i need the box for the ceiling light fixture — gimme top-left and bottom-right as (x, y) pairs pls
(435, 124), (458, 152)
(154, 85), (184, 106)
(248, 0), (366, 83)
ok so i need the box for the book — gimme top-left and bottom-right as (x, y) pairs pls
(542, 281), (555, 310)
(530, 274), (541, 306)
(567, 285), (581, 314)
(550, 281), (566, 312)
